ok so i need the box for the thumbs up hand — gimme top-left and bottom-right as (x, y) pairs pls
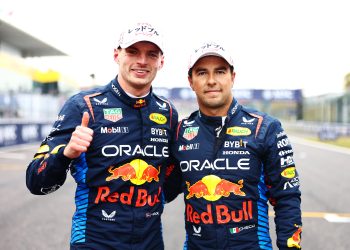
(81, 111), (90, 128)
(64, 112), (94, 159)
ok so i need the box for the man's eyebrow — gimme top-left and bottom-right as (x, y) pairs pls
(214, 66), (228, 71)
(193, 66), (208, 72)
(194, 65), (228, 72)
(125, 46), (137, 51)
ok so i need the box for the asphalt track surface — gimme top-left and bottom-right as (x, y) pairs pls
(1, 136), (350, 249)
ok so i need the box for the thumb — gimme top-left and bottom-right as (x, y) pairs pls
(81, 112), (90, 127)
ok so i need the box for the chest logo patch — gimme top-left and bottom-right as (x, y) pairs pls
(103, 108), (123, 122)
(226, 126), (251, 136)
(149, 113), (167, 124)
(183, 127), (199, 141)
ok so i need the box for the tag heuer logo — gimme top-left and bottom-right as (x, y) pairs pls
(183, 127), (199, 141)
(103, 108), (123, 122)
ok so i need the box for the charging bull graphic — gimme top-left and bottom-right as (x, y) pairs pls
(186, 175), (246, 201)
(106, 163), (136, 181)
(106, 159), (160, 185)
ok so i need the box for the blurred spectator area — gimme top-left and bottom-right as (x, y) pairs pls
(0, 92), (63, 121)
(155, 87), (303, 121)
(0, 16), (72, 122)
(0, 53), (68, 121)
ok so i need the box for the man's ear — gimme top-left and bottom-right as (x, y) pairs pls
(231, 71), (236, 88)
(114, 48), (119, 63)
(158, 55), (165, 70)
(188, 76), (194, 91)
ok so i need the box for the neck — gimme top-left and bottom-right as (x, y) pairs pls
(200, 108), (228, 117)
(198, 102), (231, 117)
(117, 76), (151, 97)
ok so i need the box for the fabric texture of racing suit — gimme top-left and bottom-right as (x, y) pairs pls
(26, 78), (178, 250)
(166, 98), (302, 250)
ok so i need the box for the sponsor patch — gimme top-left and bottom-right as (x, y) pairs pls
(103, 108), (123, 122)
(183, 127), (199, 140)
(281, 167), (296, 178)
(226, 127), (251, 136)
(149, 113), (167, 124)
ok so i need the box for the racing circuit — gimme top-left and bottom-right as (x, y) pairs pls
(0, 135), (350, 249)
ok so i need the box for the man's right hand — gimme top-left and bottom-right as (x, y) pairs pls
(64, 112), (94, 159)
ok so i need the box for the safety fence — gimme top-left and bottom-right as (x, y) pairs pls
(284, 121), (350, 140)
(0, 121), (52, 147)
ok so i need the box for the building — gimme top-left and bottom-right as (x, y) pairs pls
(0, 17), (79, 120)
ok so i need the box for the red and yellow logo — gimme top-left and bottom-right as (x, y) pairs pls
(149, 113), (167, 124)
(186, 175), (245, 201)
(287, 224), (302, 249)
(186, 200), (253, 224)
(226, 126), (251, 136)
(134, 99), (146, 108)
(35, 144), (65, 173)
(106, 159), (159, 185)
(281, 167), (296, 178)
(96, 159), (161, 207)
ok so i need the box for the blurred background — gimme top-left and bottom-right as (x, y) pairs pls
(1, 0), (350, 147)
(1, 1), (350, 249)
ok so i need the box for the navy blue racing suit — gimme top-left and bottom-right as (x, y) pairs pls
(26, 78), (178, 250)
(166, 98), (302, 250)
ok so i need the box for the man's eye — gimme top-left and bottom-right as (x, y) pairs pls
(148, 52), (159, 58)
(127, 49), (138, 55)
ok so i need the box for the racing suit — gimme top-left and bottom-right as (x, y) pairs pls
(167, 98), (302, 250)
(26, 78), (178, 250)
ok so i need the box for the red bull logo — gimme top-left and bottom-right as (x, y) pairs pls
(186, 180), (210, 199)
(134, 99), (146, 108)
(106, 159), (160, 185)
(94, 186), (161, 207)
(287, 224), (302, 249)
(140, 165), (160, 182)
(186, 201), (253, 224)
(186, 175), (245, 201)
(106, 163), (136, 181)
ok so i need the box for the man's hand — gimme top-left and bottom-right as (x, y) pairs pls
(64, 112), (94, 159)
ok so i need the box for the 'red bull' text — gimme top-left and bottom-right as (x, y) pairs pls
(186, 200), (253, 224)
(94, 186), (161, 207)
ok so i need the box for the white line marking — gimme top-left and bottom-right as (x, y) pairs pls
(324, 213), (350, 223)
(0, 152), (27, 159)
(0, 143), (38, 152)
(289, 136), (350, 155)
(269, 211), (350, 223)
